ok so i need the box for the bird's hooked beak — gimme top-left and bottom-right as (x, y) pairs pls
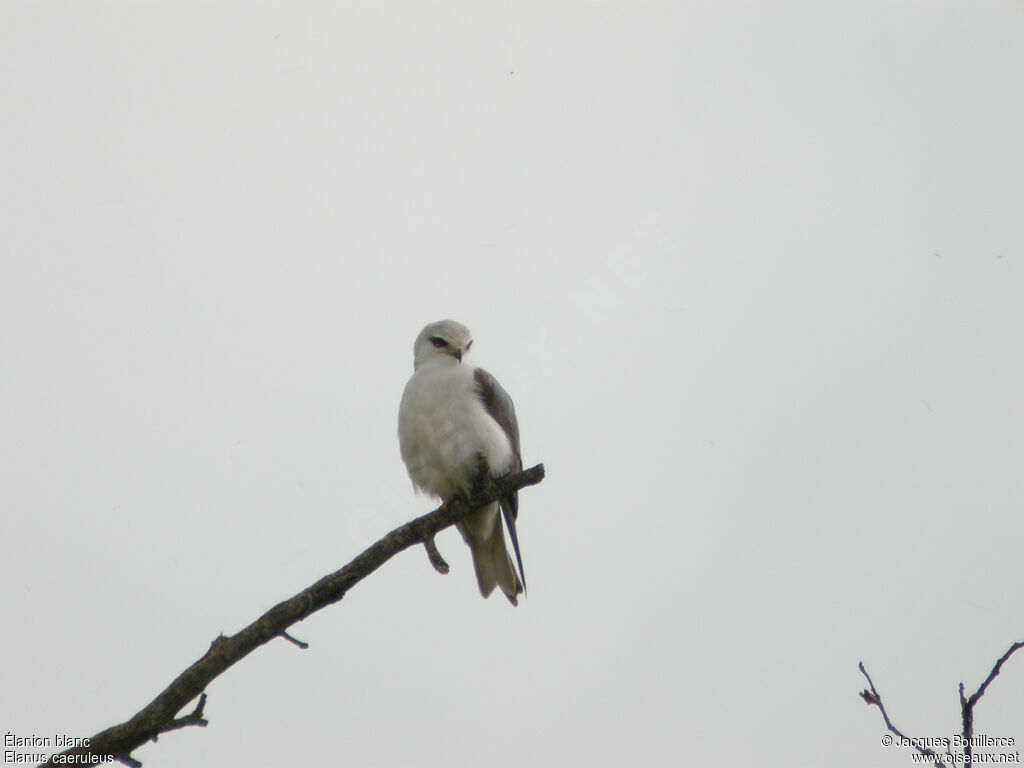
(453, 348), (463, 363)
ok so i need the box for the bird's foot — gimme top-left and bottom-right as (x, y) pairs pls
(470, 452), (495, 500)
(475, 450), (490, 475)
(440, 493), (466, 511)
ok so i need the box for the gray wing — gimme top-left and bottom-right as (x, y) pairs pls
(473, 367), (526, 592)
(473, 367), (522, 478)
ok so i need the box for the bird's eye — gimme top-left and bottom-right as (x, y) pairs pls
(429, 337), (447, 348)
(466, 340), (473, 350)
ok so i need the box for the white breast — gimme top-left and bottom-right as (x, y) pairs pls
(398, 364), (514, 499)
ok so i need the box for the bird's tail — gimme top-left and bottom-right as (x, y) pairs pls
(458, 502), (524, 606)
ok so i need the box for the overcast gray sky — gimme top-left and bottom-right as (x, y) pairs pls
(2, 2), (1023, 767)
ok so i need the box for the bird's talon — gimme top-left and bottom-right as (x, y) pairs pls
(474, 451), (491, 479)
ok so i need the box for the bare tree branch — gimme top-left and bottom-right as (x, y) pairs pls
(37, 462), (545, 768)
(278, 631), (309, 649)
(860, 641), (1023, 766)
(858, 661), (948, 768)
(423, 535), (450, 574)
(153, 692), (208, 736)
(960, 641), (1024, 764)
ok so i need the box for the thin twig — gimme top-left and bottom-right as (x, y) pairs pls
(966, 641), (1024, 708)
(423, 536), (450, 574)
(959, 682), (971, 763)
(154, 693), (208, 738)
(860, 642), (1024, 766)
(960, 641), (1024, 764)
(37, 463), (545, 768)
(279, 631), (309, 650)
(858, 661), (946, 768)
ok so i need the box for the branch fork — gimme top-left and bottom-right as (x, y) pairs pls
(860, 641), (1024, 767)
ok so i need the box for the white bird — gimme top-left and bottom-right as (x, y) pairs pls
(398, 320), (525, 605)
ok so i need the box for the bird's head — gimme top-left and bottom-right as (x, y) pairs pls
(413, 319), (474, 370)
